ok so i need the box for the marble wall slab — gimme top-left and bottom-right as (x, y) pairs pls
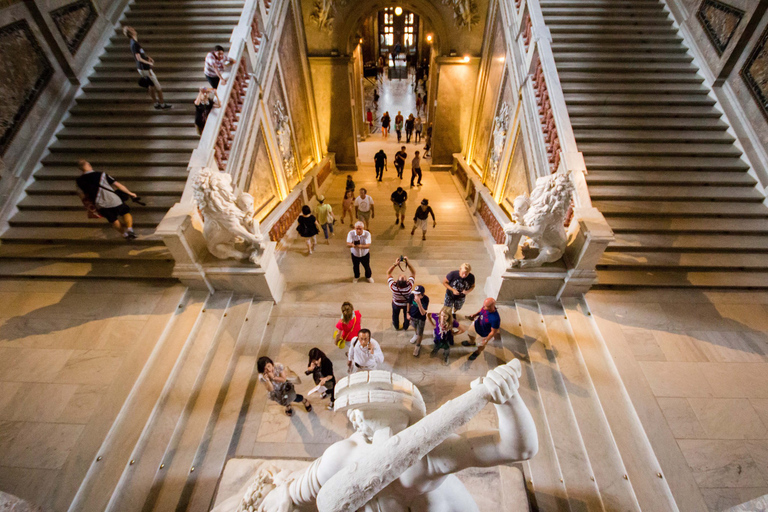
(741, 22), (768, 121)
(49, 0), (96, 55)
(697, 0), (745, 55)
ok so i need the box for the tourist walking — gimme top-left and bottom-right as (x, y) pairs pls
(366, 109), (374, 133)
(381, 111), (390, 138)
(347, 221), (373, 283)
(387, 257), (416, 330)
(407, 285), (430, 357)
(411, 199), (436, 240)
(123, 26), (171, 109)
(462, 298), (502, 361)
(391, 186), (408, 227)
(424, 123), (433, 157)
(345, 175), (355, 193)
(394, 146), (407, 179)
(315, 195), (334, 244)
(405, 114), (415, 143)
(395, 111), (404, 142)
(306, 348), (336, 410)
(347, 329), (384, 373)
(341, 189), (355, 225)
(414, 116), (423, 143)
(410, 151), (423, 188)
(429, 307), (466, 365)
(443, 263), (475, 312)
(258, 356), (312, 416)
(354, 188), (374, 229)
(416, 94), (423, 115)
(296, 205), (320, 254)
(193, 87), (220, 135)
(333, 301), (362, 349)
(204, 45), (235, 88)
(76, 159), (138, 240)
(374, 149), (387, 182)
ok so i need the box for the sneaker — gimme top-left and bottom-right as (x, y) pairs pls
(443, 350), (450, 365)
(392, 322), (399, 331)
(400, 224), (405, 229)
(395, 218), (399, 224)
(422, 234), (426, 240)
(413, 345), (421, 357)
(326, 404), (334, 411)
(468, 351), (480, 361)
(461, 340), (477, 347)
(155, 103), (172, 110)
(366, 277), (374, 283)
(409, 335), (418, 344)
(353, 277), (359, 283)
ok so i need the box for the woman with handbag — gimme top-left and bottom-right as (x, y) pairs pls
(333, 301), (361, 350)
(296, 205), (321, 255)
(306, 348), (336, 411)
(258, 357), (312, 417)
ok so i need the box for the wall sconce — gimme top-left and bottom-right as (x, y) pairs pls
(394, 6), (403, 15)
(462, 55), (470, 63)
(359, 38), (364, 44)
(330, 49), (340, 56)
(426, 34), (433, 43)
(449, 50), (457, 56)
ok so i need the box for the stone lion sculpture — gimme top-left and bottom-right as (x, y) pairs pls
(504, 172), (574, 268)
(217, 361), (537, 512)
(192, 167), (265, 263)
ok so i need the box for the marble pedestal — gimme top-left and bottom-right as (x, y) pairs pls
(485, 245), (569, 300)
(210, 458), (529, 512)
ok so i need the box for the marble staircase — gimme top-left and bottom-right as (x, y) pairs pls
(0, 0), (244, 281)
(62, 290), (272, 512)
(504, 299), (681, 511)
(541, 0), (768, 289)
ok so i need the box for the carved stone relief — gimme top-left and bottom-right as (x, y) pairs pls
(697, 0), (744, 55)
(273, 100), (298, 186)
(0, 20), (54, 155)
(741, 23), (768, 121)
(486, 101), (509, 191)
(309, 0), (347, 32)
(443, 0), (480, 29)
(50, 0), (97, 55)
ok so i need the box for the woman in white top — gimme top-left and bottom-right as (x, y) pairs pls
(257, 356), (312, 416)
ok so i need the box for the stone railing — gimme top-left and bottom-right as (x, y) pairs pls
(155, 0), (287, 300)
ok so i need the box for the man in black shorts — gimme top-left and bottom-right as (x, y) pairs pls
(75, 160), (138, 240)
(443, 263), (475, 312)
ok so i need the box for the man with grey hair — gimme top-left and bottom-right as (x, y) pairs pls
(346, 221), (373, 283)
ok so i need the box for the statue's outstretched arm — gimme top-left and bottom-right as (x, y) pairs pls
(427, 364), (538, 475)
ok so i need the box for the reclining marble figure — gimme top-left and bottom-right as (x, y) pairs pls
(192, 168), (265, 263)
(231, 359), (538, 512)
(503, 172), (574, 268)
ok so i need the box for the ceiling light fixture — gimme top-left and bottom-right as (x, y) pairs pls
(394, 6), (403, 15)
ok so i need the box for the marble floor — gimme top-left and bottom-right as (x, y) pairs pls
(586, 290), (768, 511)
(0, 280), (185, 509)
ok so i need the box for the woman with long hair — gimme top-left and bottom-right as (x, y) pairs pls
(428, 306), (466, 366)
(257, 356), (312, 416)
(306, 347), (336, 410)
(334, 301), (361, 349)
(296, 205), (321, 254)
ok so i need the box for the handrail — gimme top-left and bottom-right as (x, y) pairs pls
(178, 0), (264, 204)
(513, 0), (592, 210)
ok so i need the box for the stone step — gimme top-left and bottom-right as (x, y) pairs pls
(609, 233), (768, 251)
(549, 24), (678, 34)
(567, 105), (720, 118)
(564, 93), (714, 107)
(108, 33), (230, 44)
(560, 298), (677, 511)
(126, 8), (244, 15)
(598, 251), (768, 270)
(543, 7), (668, 16)
(103, 42), (227, 53)
(554, 51), (693, 63)
(108, 25), (233, 35)
(17, 194), (179, 211)
(0, 242), (172, 261)
(49, 139), (199, 153)
(588, 185), (762, 201)
(122, 15), (241, 24)
(607, 217), (768, 234)
(8, 211), (168, 228)
(27, 179), (185, 195)
(594, 270), (768, 288)
(76, 92), (202, 105)
(0, 226), (163, 244)
(560, 71), (702, 83)
(571, 117), (727, 130)
(576, 130), (733, 144)
(537, 300), (640, 511)
(563, 83), (708, 96)
(37, 165), (189, 181)
(514, 302), (604, 511)
(594, 200), (768, 218)
(584, 156), (749, 171)
(41, 152), (191, 167)
(56, 127), (199, 141)
(556, 61), (698, 73)
(579, 142), (740, 157)
(585, 170), (755, 186)
(552, 32), (683, 43)
(94, 62), (209, 72)
(546, 15), (673, 25)
(64, 115), (195, 128)
(541, 0), (664, 5)
(70, 103), (198, 115)
(552, 43), (687, 53)
(0, 259), (175, 279)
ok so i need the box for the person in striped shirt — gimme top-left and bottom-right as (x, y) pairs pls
(387, 256), (415, 330)
(204, 45), (235, 89)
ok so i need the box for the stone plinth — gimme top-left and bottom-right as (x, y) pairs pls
(485, 245), (569, 300)
(210, 458), (529, 512)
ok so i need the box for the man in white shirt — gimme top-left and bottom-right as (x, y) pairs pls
(346, 221), (373, 283)
(354, 188), (375, 229)
(347, 329), (384, 373)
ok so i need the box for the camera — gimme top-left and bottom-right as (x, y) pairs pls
(354, 240), (360, 245)
(398, 255), (405, 262)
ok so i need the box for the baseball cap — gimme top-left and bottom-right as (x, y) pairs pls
(318, 195), (325, 202)
(414, 285), (425, 294)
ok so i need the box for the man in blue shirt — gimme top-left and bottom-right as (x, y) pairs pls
(462, 298), (501, 361)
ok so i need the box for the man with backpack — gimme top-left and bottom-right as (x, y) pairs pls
(75, 159), (138, 240)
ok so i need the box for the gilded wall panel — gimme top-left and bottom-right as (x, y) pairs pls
(741, 23), (768, 121)
(697, 0), (744, 55)
(245, 124), (280, 220)
(50, 0), (97, 54)
(501, 127), (531, 215)
(267, 70), (300, 189)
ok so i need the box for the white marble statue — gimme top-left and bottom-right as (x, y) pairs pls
(488, 102), (510, 184)
(231, 360), (537, 512)
(192, 167), (265, 263)
(274, 101), (297, 182)
(503, 172), (574, 268)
